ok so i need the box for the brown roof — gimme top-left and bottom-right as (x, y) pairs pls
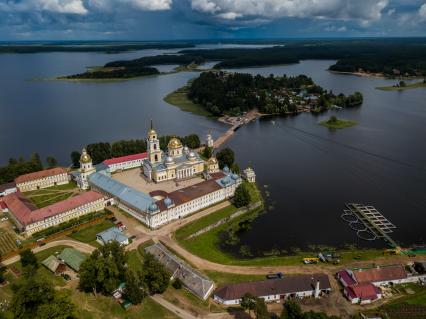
(15, 167), (68, 184)
(353, 265), (407, 283)
(214, 274), (331, 301)
(155, 178), (223, 211)
(345, 283), (381, 300)
(4, 191), (104, 226)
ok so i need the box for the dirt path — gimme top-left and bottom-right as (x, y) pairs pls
(2, 239), (95, 266)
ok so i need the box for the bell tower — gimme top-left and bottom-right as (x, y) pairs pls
(147, 120), (162, 164)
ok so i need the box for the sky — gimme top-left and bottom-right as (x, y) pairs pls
(0, 0), (426, 40)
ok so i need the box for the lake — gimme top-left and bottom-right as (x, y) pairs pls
(0, 50), (425, 251)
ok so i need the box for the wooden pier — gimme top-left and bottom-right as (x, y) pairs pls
(342, 203), (399, 248)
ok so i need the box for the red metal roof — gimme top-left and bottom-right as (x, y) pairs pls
(15, 167), (67, 184)
(103, 152), (147, 166)
(345, 283), (381, 301)
(3, 191), (104, 226)
(353, 265), (407, 284)
(337, 270), (357, 286)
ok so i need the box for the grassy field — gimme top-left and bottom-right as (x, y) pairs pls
(376, 81), (426, 91)
(0, 231), (17, 255)
(73, 292), (179, 319)
(175, 205), (238, 241)
(1, 243), (179, 319)
(175, 203), (384, 266)
(164, 86), (213, 117)
(24, 182), (79, 208)
(205, 270), (266, 286)
(69, 220), (115, 245)
(320, 118), (357, 129)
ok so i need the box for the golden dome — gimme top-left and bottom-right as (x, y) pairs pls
(168, 137), (182, 149)
(80, 148), (92, 164)
(208, 157), (218, 165)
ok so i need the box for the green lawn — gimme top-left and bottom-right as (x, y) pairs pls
(204, 270), (266, 286)
(24, 182), (79, 208)
(376, 81), (426, 91)
(1, 243), (179, 319)
(29, 192), (77, 208)
(320, 118), (357, 129)
(175, 205), (238, 241)
(164, 86), (213, 117)
(73, 292), (179, 319)
(69, 220), (115, 244)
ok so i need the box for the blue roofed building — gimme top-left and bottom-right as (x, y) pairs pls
(96, 227), (129, 246)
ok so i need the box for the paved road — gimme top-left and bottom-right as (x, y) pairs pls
(2, 239), (95, 266)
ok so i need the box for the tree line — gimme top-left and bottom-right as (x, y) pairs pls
(0, 153), (59, 184)
(89, 39), (426, 78)
(188, 71), (363, 116)
(71, 134), (201, 167)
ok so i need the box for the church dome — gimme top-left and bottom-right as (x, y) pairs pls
(187, 151), (197, 161)
(168, 137), (182, 149)
(165, 156), (174, 165)
(183, 146), (189, 153)
(208, 157), (218, 165)
(231, 174), (239, 180)
(80, 148), (92, 164)
(223, 165), (230, 173)
(164, 197), (173, 207)
(148, 202), (159, 212)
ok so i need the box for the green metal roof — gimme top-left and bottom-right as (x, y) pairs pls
(57, 248), (87, 272)
(42, 255), (61, 273)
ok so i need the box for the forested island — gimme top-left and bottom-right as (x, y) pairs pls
(63, 38), (426, 80)
(61, 66), (159, 80)
(184, 71), (363, 116)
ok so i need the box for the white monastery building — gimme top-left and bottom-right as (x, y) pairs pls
(103, 152), (147, 173)
(1, 191), (105, 236)
(15, 167), (69, 192)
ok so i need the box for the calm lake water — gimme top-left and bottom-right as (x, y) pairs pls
(0, 49), (425, 251)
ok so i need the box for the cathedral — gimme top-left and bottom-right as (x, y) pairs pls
(142, 122), (216, 183)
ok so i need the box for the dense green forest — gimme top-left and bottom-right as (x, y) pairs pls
(62, 66), (159, 80)
(0, 43), (194, 54)
(87, 39), (426, 77)
(188, 71), (363, 116)
(0, 154), (48, 184)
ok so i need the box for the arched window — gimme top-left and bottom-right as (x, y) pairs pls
(155, 154), (158, 162)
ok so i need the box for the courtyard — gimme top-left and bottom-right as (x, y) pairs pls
(111, 168), (206, 195)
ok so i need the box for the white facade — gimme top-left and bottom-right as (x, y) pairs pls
(115, 179), (240, 229)
(16, 172), (69, 192)
(214, 288), (325, 306)
(243, 167), (256, 183)
(0, 186), (17, 197)
(206, 134), (214, 148)
(106, 157), (145, 173)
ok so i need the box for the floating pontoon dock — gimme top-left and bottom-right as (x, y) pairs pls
(341, 203), (398, 248)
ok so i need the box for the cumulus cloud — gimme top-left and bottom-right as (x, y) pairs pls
(190, 0), (389, 22)
(420, 3), (426, 20)
(0, 0), (88, 14)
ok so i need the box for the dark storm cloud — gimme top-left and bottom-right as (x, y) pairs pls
(0, 0), (425, 40)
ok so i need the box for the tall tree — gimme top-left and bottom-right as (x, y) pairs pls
(79, 242), (127, 295)
(254, 298), (269, 319)
(30, 153), (43, 171)
(70, 151), (81, 168)
(141, 253), (170, 294)
(240, 293), (256, 316)
(234, 183), (251, 208)
(216, 147), (235, 169)
(281, 300), (302, 319)
(19, 249), (38, 276)
(46, 156), (58, 168)
(123, 270), (146, 305)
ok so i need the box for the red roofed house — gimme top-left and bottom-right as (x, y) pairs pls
(337, 265), (409, 288)
(103, 152), (147, 173)
(15, 167), (69, 192)
(344, 283), (382, 304)
(2, 191), (105, 236)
